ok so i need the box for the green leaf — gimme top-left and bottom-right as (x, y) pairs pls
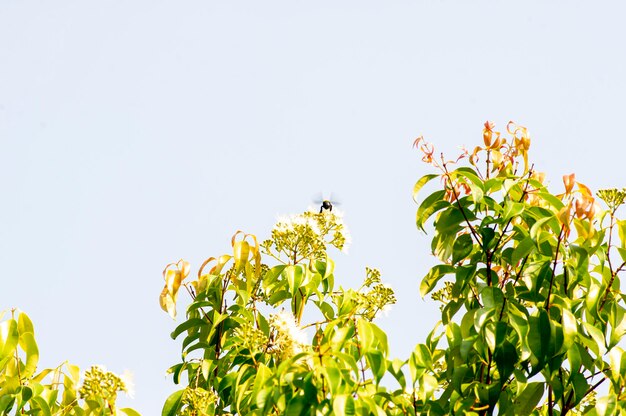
(285, 265), (305, 295)
(333, 394), (356, 416)
(435, 207), (467, 234)
(253, 363), (271, 405)
(529, 216), (554, 241)
(536, 191), (565, 210)
(0, 319), (18, 364)
(285, 395), (308, 416)
(503, 201), (525, 221)
(616, 219), (626, 249)
(17, 313), (34, 335)
(480, 227), (495, 250)
(512, 237), (536, 265)
(561, 308), (577, 350)
(527, 310), (550, 373)
(412, 344), (432, 369)
(262, 264), (286, 290)
(0, 394), (15, 414)
(494, 341), (517, 382)
(161, 389), (184, 416)
(412, 174), (440, 203)
(357, 320), (388, 355)
(513, 382), (544, 415)
(420, 265), (456, 297)
(171, 318), (208, 340)
(416, 190), (449, 232)
(454, 167), (484, 203)
(120, 409), (142, 416)
(20, 385), (33, 402)
(18, 332), (39, 378)
(419, 373), (438, 400)
(365, 350), (386, 384)
(452, 233), (474, 263)
(387, 358), (407, 390)
(31, 396), (51, 416)
(583, 322), (607, 356)
(595, 393), (617, 416)
(570, 371), (588, 404)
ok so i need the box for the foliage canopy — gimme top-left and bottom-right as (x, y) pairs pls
(3, 121), (626, 415)
(158, 121), (626, 415)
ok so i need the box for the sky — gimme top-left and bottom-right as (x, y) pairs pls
(1, 1), (626, 413)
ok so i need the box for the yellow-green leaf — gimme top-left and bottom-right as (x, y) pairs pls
(17, 332), (39, 378)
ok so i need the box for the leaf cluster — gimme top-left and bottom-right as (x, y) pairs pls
(0, 309), (138, 415)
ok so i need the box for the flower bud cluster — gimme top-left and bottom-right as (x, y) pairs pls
(363, 267), (381, 287)
(430, 281), (454, 310)
(597, 188), (626, 213)
(180, 387), (218, 416)
(358, 270), (396, 320)
(263, 211), (351, 262)
(78, 365), (127, 404)
(233, 322), (268, 353)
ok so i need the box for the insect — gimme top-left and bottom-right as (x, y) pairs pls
(319, 200), (333, 213)
(313, 193), (340, 213)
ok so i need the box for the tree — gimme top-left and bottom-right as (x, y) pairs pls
(0, 309), (139, 415)
(160, 121), (622, 414)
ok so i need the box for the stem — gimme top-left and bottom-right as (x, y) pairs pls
(584, 378), (606, 397)
(562, 390), (575, 415)
(607, 213), (615, 276)
(296, 287), (306, 324)
(442, 167), (482, 246)
(212, 278), (229, 380)
(492, 168), (534, 256)
(315, 326), (327, 398)
(485, 350), (493, 384)
(352, 317), (368, 384)
(514, 255), (529, 285)
(486, 255), (493, 287)
(548, 385), (554, 416)
(545, 226), (565, 311)
(599, 260), (626, 311)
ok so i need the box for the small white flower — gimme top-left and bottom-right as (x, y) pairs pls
(381, 303), (393, 317)
(120, 370), (135, 398)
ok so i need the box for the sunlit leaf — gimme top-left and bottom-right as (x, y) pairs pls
(18, 332), (38, 379)
(416, 190), (449, 232)
(420, 265), (455, 297)
(412, 174), (440, 203)
(161, 389), (184, 416)
(513, 382), (544, 415)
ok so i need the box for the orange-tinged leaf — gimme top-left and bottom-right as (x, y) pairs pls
(563, 173), (575, 194)
(490, 150), (503, 168)
(577, 182), (593, 198)
(165, 270), (181, 298)
(483, 131), (492, 147)
(159, 286), (176, 318)
(178, 260), (190, 279)
(160, 259), (191, 319)
(231, 230), (246, 247)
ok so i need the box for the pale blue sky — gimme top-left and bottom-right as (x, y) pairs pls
(2, 1), (625, 413)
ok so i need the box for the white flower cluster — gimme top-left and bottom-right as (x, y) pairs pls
(268, 310), (309, 361)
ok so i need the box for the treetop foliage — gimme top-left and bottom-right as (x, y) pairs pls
(3, 121), (626, 415)
(156, 121), (626, 415)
